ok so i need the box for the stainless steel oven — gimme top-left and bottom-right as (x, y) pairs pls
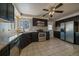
(38, 32), (46, 41)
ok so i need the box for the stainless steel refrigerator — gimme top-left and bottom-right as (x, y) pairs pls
(65, 21), (74, 43)
(60, 23), (65, 40)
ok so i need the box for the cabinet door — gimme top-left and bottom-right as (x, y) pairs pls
(19, 34), (25, 49)
(0, 3), (7, 19)
(20, 33), (32, 49)
(32, 32), (38, 42)
(7, 3), (14, 21)
(0, 45), (10, 56)
(60, 23), (65, 40)
(0, 3), (14, 21)
(44, 20), (48, 26)
(65, 21), (74, 43)
(46, 32), (50, 40)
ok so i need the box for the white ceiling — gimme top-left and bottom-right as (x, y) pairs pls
(15, 3), (79, 20)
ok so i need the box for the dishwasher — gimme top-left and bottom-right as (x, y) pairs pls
(10, 38), (20, 56)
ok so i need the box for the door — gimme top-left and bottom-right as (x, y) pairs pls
(65, 21), (74, 43)
(60, 23), (65, 40)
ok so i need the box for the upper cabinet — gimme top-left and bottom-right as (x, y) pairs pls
(0, 3), (7, 20)
(33, 18), (48, 27)
(0, 3), (14, 22)
(7, 3), (14, 21)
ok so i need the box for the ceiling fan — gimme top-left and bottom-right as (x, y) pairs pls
(42, 3), (64, 17)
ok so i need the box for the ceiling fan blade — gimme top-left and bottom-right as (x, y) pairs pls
(43, 13), (48, 17)
(43, 9), (49, 11)
(55, 10), (63, 13)
(55, 3), (63, 9)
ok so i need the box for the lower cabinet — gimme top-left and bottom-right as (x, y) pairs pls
(54, 31), (60, 39)
(0, 45), (10, 56)
(0, 31), (50, 56)
(75, 32), (79, 44)
(0, 33), (33, 56)
(46, 32), (50, 40)
(10, 37), (20, 56)
(31, 32), (38, 42)
(19, 33), (32, 49)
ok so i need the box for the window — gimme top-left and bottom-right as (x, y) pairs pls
(48, 25), (52, 30)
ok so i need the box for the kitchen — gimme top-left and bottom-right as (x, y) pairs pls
(0, 3), (79, 56)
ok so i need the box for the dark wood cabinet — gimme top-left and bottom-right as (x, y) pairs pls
(74, 22), (79, 44)
(33, 18), (48, 26)
(0, 31), (50, 56)
(46, 32), (50, 40)
(19, 33), (32, 49)
(0, 44), (10, 56)
(0, 3), (14, 21)
(31, 32), (38, 42)
(54, 31), (60, 39)
(7, 3), (14, 21)
(0, 3), (7, 19)
(75, 32), (79, 44)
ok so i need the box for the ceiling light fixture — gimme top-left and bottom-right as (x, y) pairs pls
(49, 11), (55, 16)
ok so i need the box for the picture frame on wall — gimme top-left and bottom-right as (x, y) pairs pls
(19, 18), (30, 30)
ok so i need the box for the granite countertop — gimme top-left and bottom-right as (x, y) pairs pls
(0, 33), (23, 51)
(0, 43), (7, 51)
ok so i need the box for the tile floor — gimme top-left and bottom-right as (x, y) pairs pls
(20, 38), (79, 56)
